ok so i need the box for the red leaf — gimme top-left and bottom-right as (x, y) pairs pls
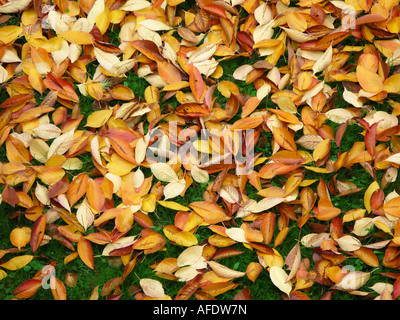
(237, 31), (254, 53)
(30, 215), (47, 253)
(13, 279), (42, 299)
(365, 122), (378, 157)
(202, 4), (227, 19)
(394, 276), (400, 300)
(335, 122), (348, 148)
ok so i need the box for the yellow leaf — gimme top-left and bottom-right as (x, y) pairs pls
(163, 225), (198, 247)
(0, 269), (7, 280)
(286, 12), (308, 32)
(157, 201), (190, 211)
(85, 110), (113, 128)
(313, 138), (331, 162)
(96, 9), (111, 35)
(10, 227), (31, 250)
(60, 31), (94, 45)
(364, 181), (380, 213)
(384, 74), (400, 93)
(0, 255), (34, 271)
(0, 25), (22, 44)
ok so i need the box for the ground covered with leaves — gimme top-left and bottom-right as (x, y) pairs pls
(1, 0), (400, 301)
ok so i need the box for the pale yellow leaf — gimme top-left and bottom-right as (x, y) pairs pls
(0, 0), (31, 13)
(207, 261), (246, 278)
(150, 163), (179, 183)
(219, 185), (239, 204)
(325, 109), (354, 124)
(47, 130), (75, 160)
(140, 278), (165, 298)
(312, 46), (332, 74)
(163, 179), (186, 200)
(35, 183), (50, 206)
(335, 235), (362, 252)
(225, 228), (248, 243)
(269, 266), (292, 296)
(177, 245), (205, 267)
(30, 139), (50, 163)
(301, 233), (330, 248)
(76, 198), (95, 231)
(191, 165), (209, 184)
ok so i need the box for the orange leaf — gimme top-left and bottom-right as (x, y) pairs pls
(51, 277), (67, 300)
(353, 247), (380, 267)
(115, 207), (134, 233)
(356, 65), (384, 94)
(314, 198), (341, 221)
(109, 137), (137, 164)
(188, 64), (205, 103)
(230, 117), (264, 131)
(157, 61), (182, 84)
(189, 201), (230, 224)
(272, 126), (297, 152)
(67, 173), (89, 207)
(77, 237), (95, 270)
(383, 197), (400, 217)
(86, 179), (105, 213)
(131, 40), (164, 62)
(241, 97), (261, 118)
(175, 103), (210, 117)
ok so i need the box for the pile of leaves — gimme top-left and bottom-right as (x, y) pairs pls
(1, 0), (400, 300)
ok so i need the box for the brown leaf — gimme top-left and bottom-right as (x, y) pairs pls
(260, 212), (275, 245)
(30, 215), (46, 253)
